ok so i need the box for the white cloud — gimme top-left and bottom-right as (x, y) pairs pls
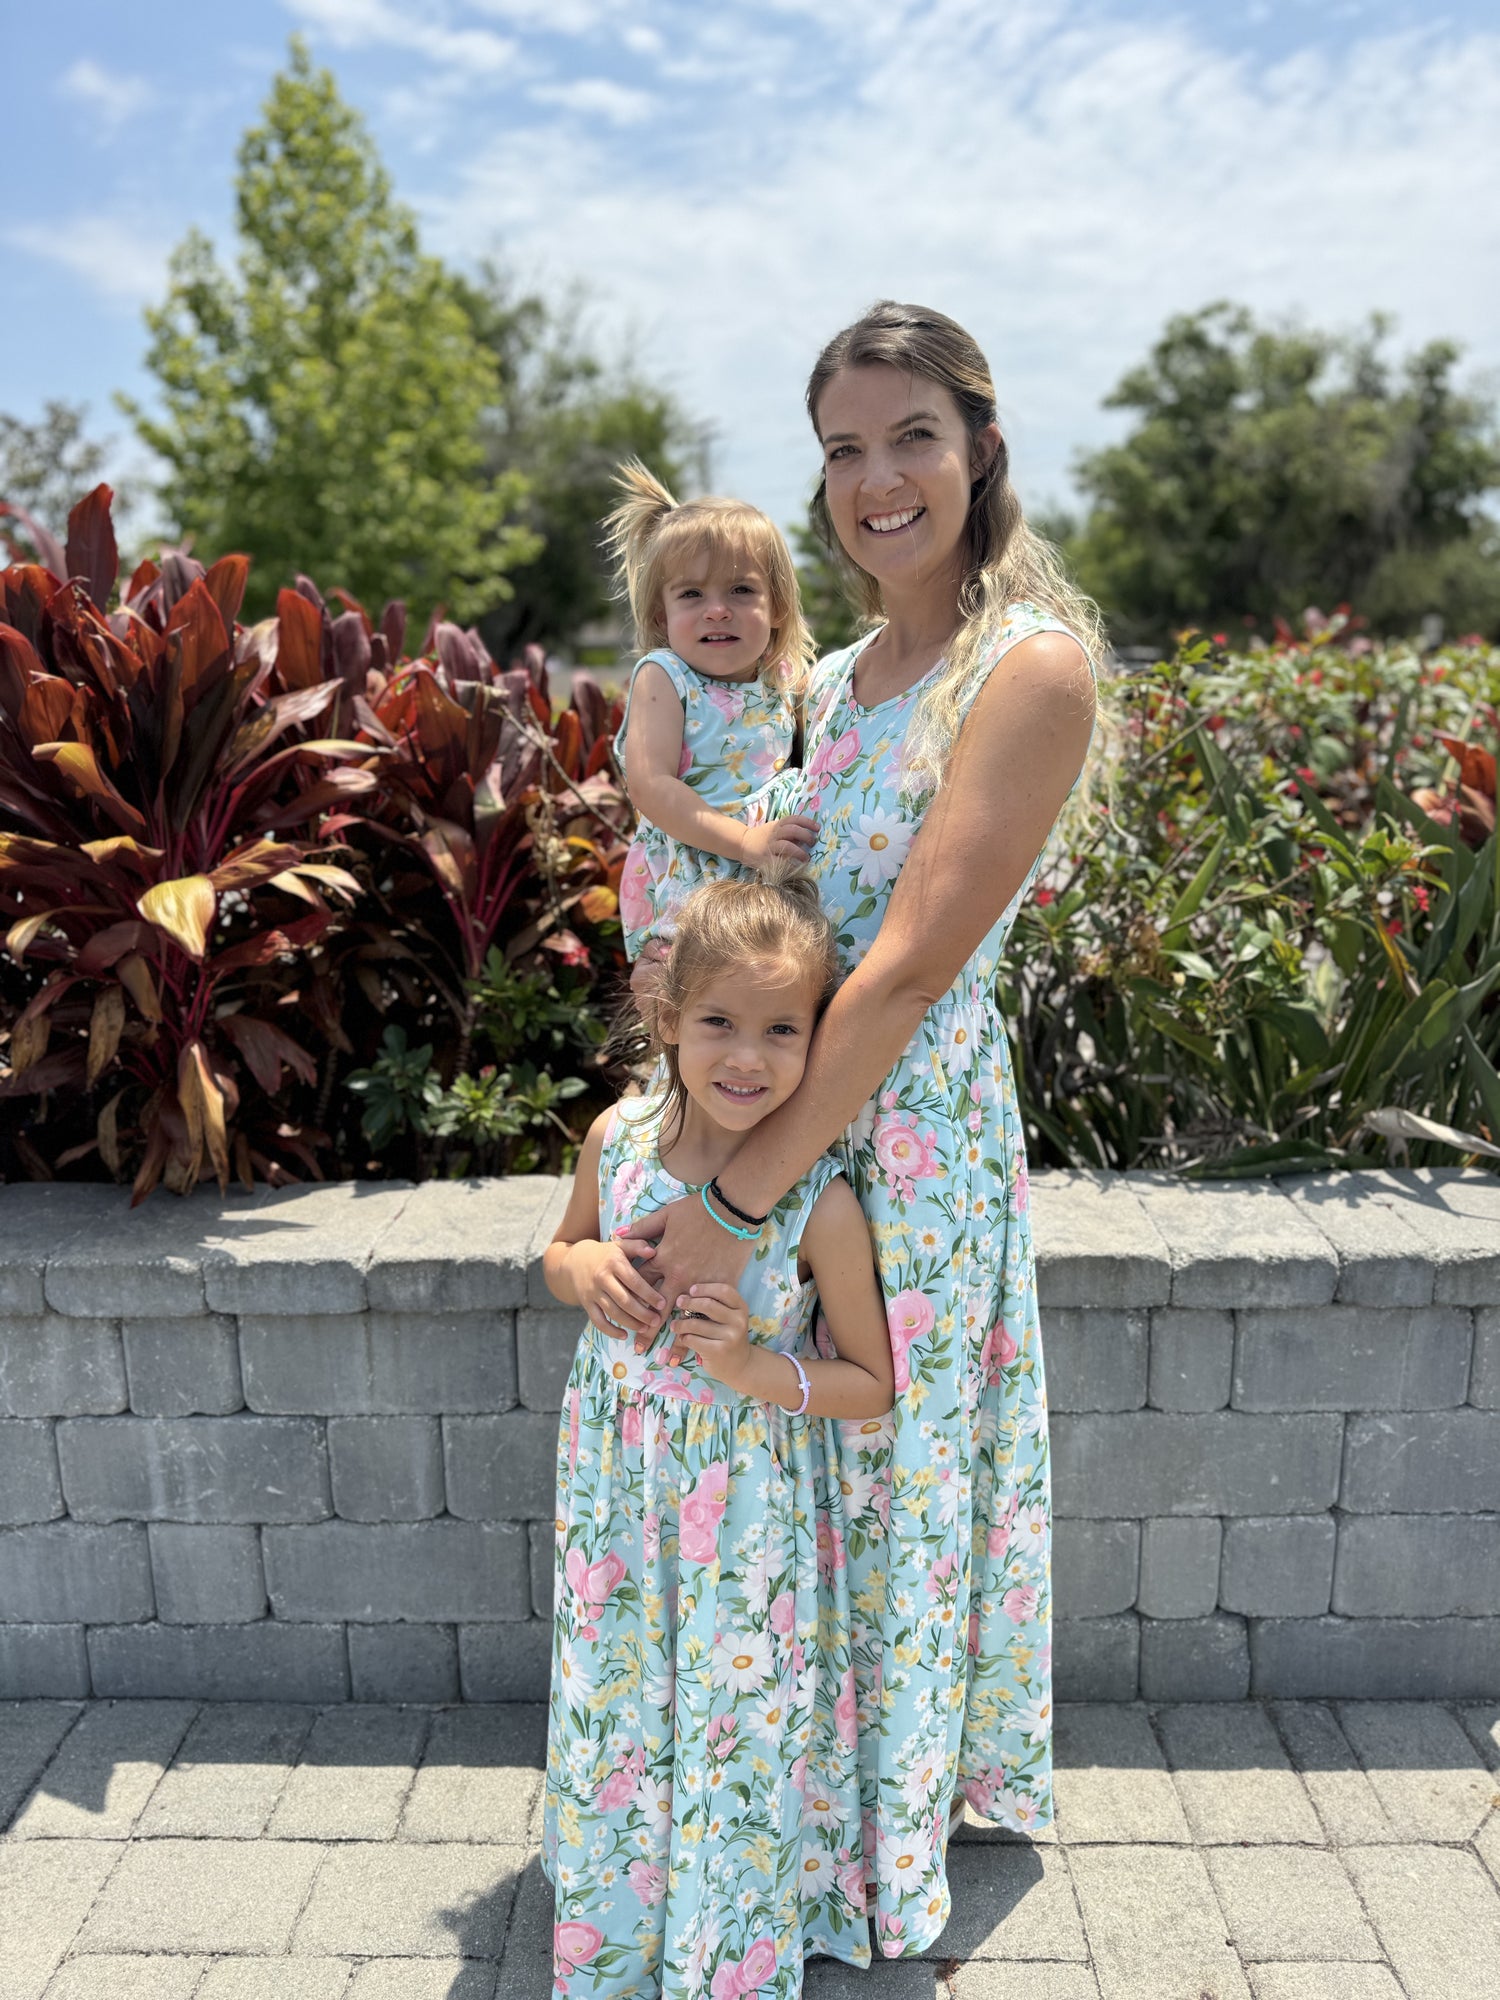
(58, 58), (154, 135)
(419, 10), (1500, 526)
(284, 0), (518, 75)
(530, 78), (654, 125)
(5, 216), (173, 309)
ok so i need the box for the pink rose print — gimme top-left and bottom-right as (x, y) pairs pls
(555, 1920), (604, 1973)
(980, 1318), (1019, 1384)
(815, 1511), (847, 1581)
(986, 1490), (1019, 1560)
(567, 1388), (580, 1476)
(565, 1547), (627, 1620)
(1002, 1583), (1039, 1623)
(628, 1858), (666, 1906)
(887, 1289), (936, 1393)
(769, 1590), (795, 1636)
(610, 1157), (648, 1222)
(677, 738), (693, 777)
(678, 1460), (729, 1564)
(618, 841), (656, 936)
(595, 1741), (644, 1813)
(809, 726), (861, 781)
(834, 1668), (858, 1749)
(642, 1510), (661, 1560)
(620, 1400), (644, 1448)
(838, 1855), (866, 1911)
(872, 1112), (941, 1203)
(712, 1935), (779, 1997)
(705, 682), (748, 723)
(924, 1550), (958, 1603)
(1013, 1160), (1030, 1213)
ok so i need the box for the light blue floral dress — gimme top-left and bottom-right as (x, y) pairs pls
(614, 649), (796, 959)
(542, 1094), (870, 1997)
(773, 602), (1080, 1959)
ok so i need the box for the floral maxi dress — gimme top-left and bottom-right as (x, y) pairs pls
(543, 1096), (870, 1997)
(614, 648), (796, 960)
(776, 602), (1079, 1959)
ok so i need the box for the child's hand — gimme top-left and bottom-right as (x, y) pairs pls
(572, 1237), (664, 1339)
(671, 1283), (753, 1390)
(740, 814), (818, 868)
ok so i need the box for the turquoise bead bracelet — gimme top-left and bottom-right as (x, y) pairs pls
(700, 1183), (760, 1241)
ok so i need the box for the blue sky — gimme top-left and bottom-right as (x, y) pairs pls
(7, 0), (1500, 537)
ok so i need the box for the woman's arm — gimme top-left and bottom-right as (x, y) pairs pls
(672, 1179), (893, 1417)
(633, 629), (1095, 1323)
(624, 660), (816, 866)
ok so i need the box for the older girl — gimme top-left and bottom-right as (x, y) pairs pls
(627, 302), (1100, 1958)
(542, 869), (894, 1997)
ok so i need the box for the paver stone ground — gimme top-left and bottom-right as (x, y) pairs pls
(1067, 1846), (1252, 2000)
(1246, 1969), (1405, 2000)
(1051, 1705), (1191, 1843)
(1268, 1703), (1398, 1844)
(10, 1703), (197, 1841)
(1335, 1701), (1497, 1840)
(266, 1707), (430, 1842)
(290, 1841), (525, 1958)
(1153, 1702), (1323, 1844)
(1205, 1845), (1383, 1962)
(138, 1705), (317, 1841)
(398, 1707), (544, 1845)
(922, 1845), (1089, 1961)
(74, 1838), (324, 1956)
(0, 1840), (123, 2000)
(194, 1964), (353, 1999)
(40, 1958), (209, 1999)
(1342, 1843), (1500, 2000)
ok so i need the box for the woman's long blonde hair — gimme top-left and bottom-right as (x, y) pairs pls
(806, 300), (1105, 793)
(604, 461), (815, 697)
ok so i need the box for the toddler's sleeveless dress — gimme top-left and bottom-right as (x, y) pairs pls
(614, 648), (796, 960)
(772, 602), (1081, 1958)
(542, 1095), (869, 1997)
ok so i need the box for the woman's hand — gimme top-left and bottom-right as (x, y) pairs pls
(566, 1236), (664, 1339)
(631, 1193), (752, 1361)
(670, 1283), (756, 1393)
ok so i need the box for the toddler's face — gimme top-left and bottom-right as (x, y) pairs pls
(663, 561), (772, 680)
(664, 962), (821, 1133)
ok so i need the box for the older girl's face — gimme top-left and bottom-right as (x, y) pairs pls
(816, 363), (997, 594)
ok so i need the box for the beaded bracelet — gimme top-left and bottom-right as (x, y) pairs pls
(784, 1351), (811, 1417)
(707, 1176), (771, 1229)
(700, 1182), (760, 1241)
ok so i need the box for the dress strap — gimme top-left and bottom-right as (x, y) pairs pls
(951, 603), (1084, 730)
(613, 649), (693, 764)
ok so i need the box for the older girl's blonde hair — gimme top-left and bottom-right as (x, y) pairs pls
(604, 461), (815, 697)
(645, 863), (838, 1148)
(806, 300), (1106, 794)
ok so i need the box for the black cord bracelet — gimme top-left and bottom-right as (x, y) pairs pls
(708, 1176), (771, 1228)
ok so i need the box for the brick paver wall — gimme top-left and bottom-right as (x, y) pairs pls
(1, 1168), (1496, 1705)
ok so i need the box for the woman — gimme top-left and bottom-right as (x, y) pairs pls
(629, 300), (1100, 1957)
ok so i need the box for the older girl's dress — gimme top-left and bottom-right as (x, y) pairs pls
(614, 649), (795, 960)
(778, 602), (1076, 1958)
(543, 1095), (868, 1998)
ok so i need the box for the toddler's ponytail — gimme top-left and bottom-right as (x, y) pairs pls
(604, 460), (680, 653)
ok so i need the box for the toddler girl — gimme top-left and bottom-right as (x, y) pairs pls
(541, 866), (893, 1998)
(606, 462), (821, 976)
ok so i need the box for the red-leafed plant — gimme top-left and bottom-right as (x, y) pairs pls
(0, 486), (375, 1197)
(1411, 733), (1498, 849)
(1, 485), (633, 1192)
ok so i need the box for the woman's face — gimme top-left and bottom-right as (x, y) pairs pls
(815, 362), (997, 594)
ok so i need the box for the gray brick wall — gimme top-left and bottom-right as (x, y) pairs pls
(1, 1166), (1497, 1703)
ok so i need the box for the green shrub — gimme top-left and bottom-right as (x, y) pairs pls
(1003, 624), (1500, 1173)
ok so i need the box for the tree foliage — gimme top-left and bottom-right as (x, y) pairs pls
(0, 403), (115, 554)
(124, 40), (535, 624)
(458, 271), (704, 656)
(1062, 303), (1500, 645)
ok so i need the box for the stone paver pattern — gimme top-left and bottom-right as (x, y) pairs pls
(2, 1698), (1498, 1999)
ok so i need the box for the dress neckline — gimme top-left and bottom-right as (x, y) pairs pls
(844, 627), (946, 716)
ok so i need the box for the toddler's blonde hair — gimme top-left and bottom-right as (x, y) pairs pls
(604, 461), (815, 698)
(646, 863), (838, 1148)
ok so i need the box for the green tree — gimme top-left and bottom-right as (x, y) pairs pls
(1063, 303), (1500, 645)
(123, 40), (535, 621)
(0, 402), (115, 546)
(792, 517), (864, 656)
(457, 269), (705, 656)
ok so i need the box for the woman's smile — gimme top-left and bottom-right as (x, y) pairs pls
(862, 505), (926, 535)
